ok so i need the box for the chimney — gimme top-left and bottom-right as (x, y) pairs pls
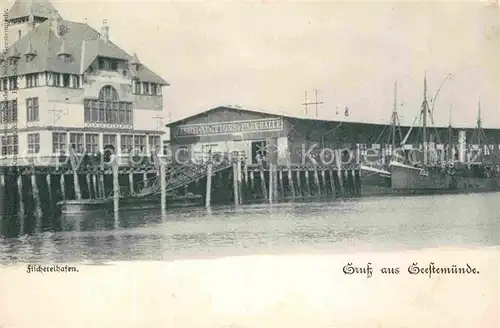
(101, 20), (109, 42)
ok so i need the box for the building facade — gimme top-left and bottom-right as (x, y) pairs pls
(0, 0), (168, 165)
(166, 105), (500, 166)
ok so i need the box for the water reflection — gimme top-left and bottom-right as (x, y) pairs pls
(1, 193), (500, 265)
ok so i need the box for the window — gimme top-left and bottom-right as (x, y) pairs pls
(148, 135), (161, 152)
(8, 77), (17, 90)
(1, 135), (18, 155)
(120, 135), (133, 153)
(53, 73), (60, 86)
(25, 73), (38, 88)
(26, 97), (39, 122)
(103, 134), (117, 150)
(69, 133), (84, 153)
(85, 133), (99, 153)
(98, 57), (119, 71)
(133, 80), (141, 94)
(72, 75), (80, 88)
(62, 74), (70, 87)
(0, 100), (18, 123)
(52, 132), (67, 153)
(1, 79), (6, 91)
(84, 86), (133, 125)
(134, 135), (146, 151)
(27, 133), (40, 154)
(142, 82), (149, 94)
(152, 84), (162, 96)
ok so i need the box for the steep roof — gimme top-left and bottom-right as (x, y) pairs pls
(1, 18), (168, 85)
(7, 0), (60, 21)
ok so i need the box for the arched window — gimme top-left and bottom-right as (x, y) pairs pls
(99, 85), (119, 101)
(84, 85), (133, 125)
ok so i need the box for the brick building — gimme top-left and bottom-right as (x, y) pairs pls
(0, 0), (168, 164)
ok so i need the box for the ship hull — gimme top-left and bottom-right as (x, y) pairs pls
(390, 162), (500, 192)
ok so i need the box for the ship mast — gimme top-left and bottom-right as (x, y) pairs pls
(422, 74), (428, 167)
(448, 105), (453, 161)
(390, 81), (401, 150)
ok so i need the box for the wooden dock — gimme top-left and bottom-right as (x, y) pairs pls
(0, 152), (361, 237)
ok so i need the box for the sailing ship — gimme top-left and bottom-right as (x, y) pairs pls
(359, 81), (401, 194)
(389, 75), (500, 193)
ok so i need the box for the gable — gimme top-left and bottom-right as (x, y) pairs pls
(169, 106), (283, 126)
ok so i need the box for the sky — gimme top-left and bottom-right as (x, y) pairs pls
(1, 0), (499, 129)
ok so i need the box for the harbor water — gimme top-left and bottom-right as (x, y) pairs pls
(1, 192), (499, 262)
(1, 193), (499, 328)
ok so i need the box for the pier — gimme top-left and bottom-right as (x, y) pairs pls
(0, 151), (361, 238)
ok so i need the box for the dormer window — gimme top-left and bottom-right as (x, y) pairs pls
(24, 43), (37, 62)
(98, 57), (119, 71)
(57, 41), (71, 62)
(8, 51), (21, 65)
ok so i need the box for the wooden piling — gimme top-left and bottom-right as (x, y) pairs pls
(112, 159), (119, 226)
(313, 165), (321, 197)
(160, 163), (166, 216)
(143, 172), (148, 191)
(129, 172), (134, 196)
(98, 172), (105, 199)
(46, 173), (53, 212)
(31, 169), (43, 228)
(269, 163), (273, 204)
(288, 166), (295, 198)
(321, 170), (327, 195)
(295, 170), (301, 197)
(206, 163), (212, 208)
(329, 169), (336, 198)
(73, 170), (82, 200)
(0, 171), (4, 229)
(232, 162), (239, 206)
(250, 170), (255, 189)
(92, 174), (98, 198)
(259, 165), (267, 200)
(305, 169), (311, 196)
(17, 174), (24, 235)
(85, 173), (91, 199)
(60, 173), (66, 200)
(279, 169), (285, 199)
(237, 161), (243, 204)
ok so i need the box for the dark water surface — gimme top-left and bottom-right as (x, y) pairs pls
(1, 193), (499, 265)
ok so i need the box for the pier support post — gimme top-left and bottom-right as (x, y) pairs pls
(73, 170), (82, 200)
(237, 160), (243, 204)
(232, 162), (239, 206)
(0, 168), (4, 231)
(321, 169), (327, 196)
(295, 170), (301, 197)
(288, 166), (295, 198)
(259, 165), (267, 200)
(31, 166), (43, 229)
(129, 172), (135, 196)
(305, 169), (311, 196)
(206, 163), (212, 208)
(17, 173), (25, 235)
(279, 169), (285, 199)
(269, 163), (273, 204)
(98, 171), (105, 199)
(160, 162), (166, 216)
(85, 173), (92, 199)
(60, 173), (66, 201)
(46, 173), (53, 214)
(112, 158), (119, 227)
(92, 174), (98, 199)
(314, 165), (321, 197)
(329, 169), (336, 199)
